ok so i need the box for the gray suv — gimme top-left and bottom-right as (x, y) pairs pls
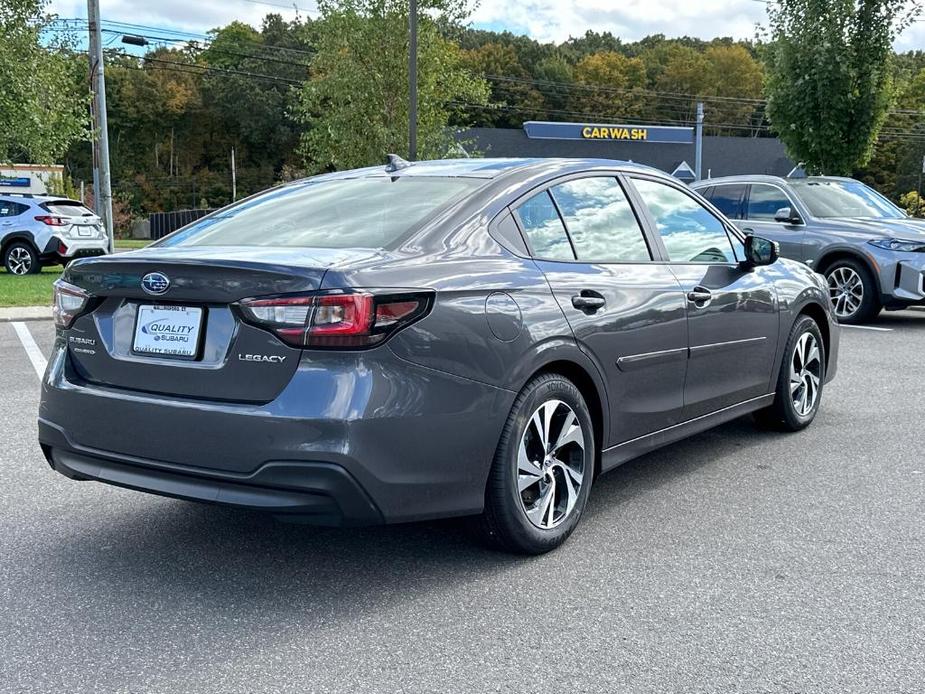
(1, 195), (108, 275)
(691, 176), (925, 323)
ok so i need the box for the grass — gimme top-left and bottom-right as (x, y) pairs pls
(0, 239), (153, 307)
(0, 266), (62, 308)
(115, 238), (151, 250)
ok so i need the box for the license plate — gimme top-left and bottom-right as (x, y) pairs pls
(76, 226), (94, 237)
(133, 305), (203, 358)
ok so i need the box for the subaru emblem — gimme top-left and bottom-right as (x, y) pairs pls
(141, 272), (170, 295)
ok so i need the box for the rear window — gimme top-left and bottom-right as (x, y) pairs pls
(160, 177), (484, 249)
(42, 200), (95, 217)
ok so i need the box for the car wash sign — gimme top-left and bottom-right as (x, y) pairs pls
(524, 120), (694, 145)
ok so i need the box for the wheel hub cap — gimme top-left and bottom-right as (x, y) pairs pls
(790, 332), (822, 417)
(518, 399), (586, 530)
(827, 267), (863, 319)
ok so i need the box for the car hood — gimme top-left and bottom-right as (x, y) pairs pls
(816, 217), (925, 240)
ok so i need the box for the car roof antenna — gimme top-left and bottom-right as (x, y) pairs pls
(385, 153), (413, 173)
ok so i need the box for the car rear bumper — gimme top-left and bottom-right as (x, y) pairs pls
(38, 339), (515, 524)
(40, 422), (383, 525)
(40, 235), (108, 263)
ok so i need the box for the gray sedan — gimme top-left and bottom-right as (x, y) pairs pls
(692, 175), (925, 323)
(39, 158), (838, 554)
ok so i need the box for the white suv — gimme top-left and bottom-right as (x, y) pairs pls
(1, 195), (108, 275)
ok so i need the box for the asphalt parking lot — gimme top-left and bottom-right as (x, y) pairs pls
(1, 316), (924, 693)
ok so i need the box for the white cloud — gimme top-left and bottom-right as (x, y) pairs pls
(49, 0), (924, 49)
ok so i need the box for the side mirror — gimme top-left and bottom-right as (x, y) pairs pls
(743, 234), (779, 267)
(774, 207), (802, 225)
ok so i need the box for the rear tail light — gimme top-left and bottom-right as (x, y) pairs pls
(53, 279), (91, 328)
(35, 215), (68, 226)
(238, 290), (432, 348)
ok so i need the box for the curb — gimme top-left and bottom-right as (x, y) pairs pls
(0, 306), (53, 322)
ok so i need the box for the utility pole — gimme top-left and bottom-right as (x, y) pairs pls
(408, 0), (418, 161)
(694, 101), (704, 182)
(231, 147), (237, 202)
(87, 0), (114, 253)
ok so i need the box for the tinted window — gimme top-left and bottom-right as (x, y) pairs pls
(747, 184), (792, 221)
(549, 177), (650, 263)
(161, 177), (483, 249)
(708, 184), (747, 219)
(632, 178), (736, 263)
(0, 201), (27, 217)
(515, 191), (574, 260)
(43, 200), (95, 217)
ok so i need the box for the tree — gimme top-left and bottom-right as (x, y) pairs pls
(0, 0), (89, 162)
(461, 42), (545, 127)
(573, 51), (647, 120)
(295, 0), (489, 172)
(765, 0), (922, 174)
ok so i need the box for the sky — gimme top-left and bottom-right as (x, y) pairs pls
(48, 0), (925, 50)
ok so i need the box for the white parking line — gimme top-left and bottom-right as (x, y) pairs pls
(11, 322), (48, 379)
(840, 324), (893, 332)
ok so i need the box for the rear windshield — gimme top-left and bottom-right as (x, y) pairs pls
(160, 177), (484, 249)
(42, 200), (95, 217)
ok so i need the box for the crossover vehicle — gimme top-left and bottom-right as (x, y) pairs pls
(1, 194), (107, 275)
(692, 175), (925, 323)
(39, 158), (838, 554)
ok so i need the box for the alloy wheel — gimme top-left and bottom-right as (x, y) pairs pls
(7, 246), (33, 275)
(826, 266), (863, 319)
(790, 332), (822, 417)
(517, 399), (586, 529)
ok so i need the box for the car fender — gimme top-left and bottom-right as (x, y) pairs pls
(502, 335), (612, 449)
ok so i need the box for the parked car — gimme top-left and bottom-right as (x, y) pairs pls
(691, 175), (925, 323)
(39, 158), (839, 554)
(1, 194), (107, 275)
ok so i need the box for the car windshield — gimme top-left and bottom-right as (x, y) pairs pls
(159, 176), (484, 249)
(790, 180), (907, 220)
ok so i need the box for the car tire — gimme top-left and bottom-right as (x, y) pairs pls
(479, 373), (595, 554)
(3, 241), (40, 275)
(754, 314), (826, 432)
(823, 258), (880, 324)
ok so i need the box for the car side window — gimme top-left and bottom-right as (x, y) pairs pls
(747, 184), (792, 221)
(0, 201), (26, 218)
(632, 177), (737, 264)
(549, 177), (651, 263)
(707, 184), (747, 220)
(514, 190), (574, 261)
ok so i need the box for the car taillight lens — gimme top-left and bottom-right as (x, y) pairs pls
(53, 279), (91, 328)
(238, 291), (432, 348)
(35, 215), (68, 226)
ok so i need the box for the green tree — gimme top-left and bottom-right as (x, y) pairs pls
(295, 0), (488, 171)
(461, 42), (544, 127)
(0, 0), (89, 162)
(573, 51), (647, 120)
(765, 0), (921, 174)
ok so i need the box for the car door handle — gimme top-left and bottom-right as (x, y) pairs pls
(572, 292), (606, 312)
(687, 288), (712, 305)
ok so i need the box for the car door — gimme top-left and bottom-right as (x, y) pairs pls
(628, 175), (780, 420)
(740, 183), (806, 261)
(511, 175), (689, 446)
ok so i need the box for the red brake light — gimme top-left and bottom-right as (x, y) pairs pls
(35, 215), (68, 226)
(238, 291), (431, 349)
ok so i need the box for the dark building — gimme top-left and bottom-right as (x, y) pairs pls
(457, 126), (796, 180)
